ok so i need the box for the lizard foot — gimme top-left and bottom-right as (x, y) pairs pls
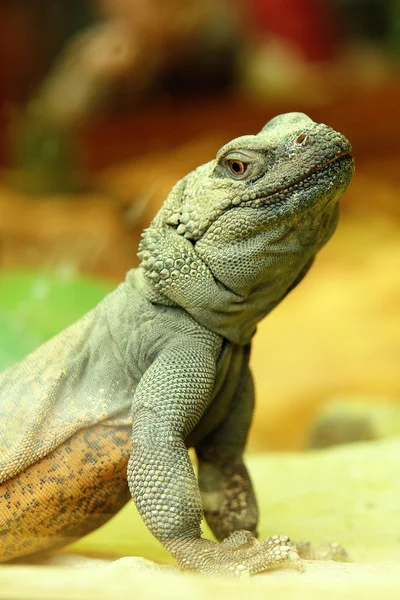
(220, 530), (303, 576)
(296, 540), (350, 562)
(176, 531), (303, 576)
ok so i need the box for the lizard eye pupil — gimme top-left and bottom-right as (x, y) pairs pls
(228, 160), (247, 177)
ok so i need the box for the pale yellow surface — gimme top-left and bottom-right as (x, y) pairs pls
(70, 438), (400, 563)
(2, 439), (399, 599)
(0, 560), (400, 600)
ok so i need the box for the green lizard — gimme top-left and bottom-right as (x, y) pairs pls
(0, 112), (354, 575)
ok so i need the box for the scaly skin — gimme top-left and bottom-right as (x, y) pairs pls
(0, 113), (354, 574)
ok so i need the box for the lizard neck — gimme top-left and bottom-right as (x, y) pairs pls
(183, 257), (314, 345)
(136, 202), (338, 346)
(129, 259), (311, 346)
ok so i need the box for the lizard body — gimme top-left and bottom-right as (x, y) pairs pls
(0, 113), (354, 574)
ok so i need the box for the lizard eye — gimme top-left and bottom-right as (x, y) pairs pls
(226, 159), (248, 179)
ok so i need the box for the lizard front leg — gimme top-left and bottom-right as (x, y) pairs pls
(196, 352), (347, 567)
(195, 351), (259, 542)
(127, 341), (300, 575)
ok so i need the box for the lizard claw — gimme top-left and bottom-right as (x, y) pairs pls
(259, 534), (304, 574)
(174, 533), (303, 576)
(296, 540), (350, 562)
(215, 531), (303, 576)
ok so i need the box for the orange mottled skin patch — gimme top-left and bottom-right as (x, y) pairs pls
(0, 424), (131, 562)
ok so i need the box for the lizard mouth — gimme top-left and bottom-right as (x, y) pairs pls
(244, 152), (354, 211)
(305, 151), (354, 180)
(267, 151), (354, 198)
(212, 152), (353, 219)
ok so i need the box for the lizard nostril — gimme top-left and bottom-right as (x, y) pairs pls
(296, 134), (308, 145)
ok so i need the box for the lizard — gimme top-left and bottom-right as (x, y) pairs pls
(0, 112), (354, 575)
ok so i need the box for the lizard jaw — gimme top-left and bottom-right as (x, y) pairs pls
(263, 151), (354, 200)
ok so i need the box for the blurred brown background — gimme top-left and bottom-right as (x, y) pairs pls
(0, 0), (399, 451)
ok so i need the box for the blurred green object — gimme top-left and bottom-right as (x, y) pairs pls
(0, 312), (39, 371)
(0, 270), (112, 370)
(6, 114), (83, 195)
(388, 0), (400, 55)
(4, 1), (96, 195)
(308, 397), (400, 448)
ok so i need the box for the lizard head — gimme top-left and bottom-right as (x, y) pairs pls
(138, 112), (354, 343)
